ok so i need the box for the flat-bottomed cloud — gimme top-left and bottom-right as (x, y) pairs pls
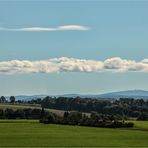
(0, 25), (89, 32)
(0, 57), (148, 74)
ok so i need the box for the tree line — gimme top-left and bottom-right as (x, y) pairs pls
(0, 108), (50, 119)
(0, 95), (136, 128)
(0, 106), (134, 128)
(0, 96), (16, 103)
(1, 95), (148, 121)
(40, 110), (134, 128)
(41, 96), (148, 121)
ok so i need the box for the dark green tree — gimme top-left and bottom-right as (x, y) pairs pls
(10, 96), (15, 103)
(40, 108), (45, 119)
(0, 96), (6, 103)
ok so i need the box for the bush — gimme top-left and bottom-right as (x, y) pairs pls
(40, 111), (134, 128)
(137, 112), (148, 121)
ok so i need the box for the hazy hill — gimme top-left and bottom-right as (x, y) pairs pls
(58, 90), (148, 99)
(5, 95), (47, 101)
(98, 90), (148, 99)
(4, 90), (148, 100)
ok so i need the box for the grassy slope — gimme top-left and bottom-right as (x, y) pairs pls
(0, 103), (90, 117)
(133, 121), (148, 129)
(0, 104), (148, 147)
(0, 120), (147, 147)
(0, 103), (65, 117)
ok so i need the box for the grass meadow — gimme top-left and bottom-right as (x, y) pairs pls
(0, 120), (147, 147)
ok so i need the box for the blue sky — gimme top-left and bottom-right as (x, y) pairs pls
(0, 1), (148, 95)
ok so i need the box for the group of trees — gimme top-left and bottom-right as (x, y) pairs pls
(41, 97), (148, 121)
(0, 108), (50, 119)
(0, 95), (137, 128)
(0, 96), (15, 103)
(40, 110), (134, 128)
(0, 96), (43, 104)
(1, 95), (148, 121)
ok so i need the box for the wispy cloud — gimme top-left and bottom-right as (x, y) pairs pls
(0, 57), (148, 74)
(0, 25), (89, 32)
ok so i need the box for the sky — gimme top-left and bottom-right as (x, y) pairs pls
(0, 1), (148, 95)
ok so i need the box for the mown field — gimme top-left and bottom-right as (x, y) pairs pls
(0, 120), (147, 147)
(0, 103), (65, 117)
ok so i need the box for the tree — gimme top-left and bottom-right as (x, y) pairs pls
(137, 112), (148, 121)
(15, 109), (25, 119)
(23, 108), (32, 119)
(0, 109), (4, 119)
(67, 111), (82, 124)
(31, 109), (41, 119)
(0, 96), (6, 103)
(40, 108), (45, 119)
(64, 111), (69, 118)
(5, 109), (15, 119)
(10, 96), (15, 103)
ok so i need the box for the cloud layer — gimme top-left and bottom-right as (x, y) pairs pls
(0, 25), (89, 32)
(0, 57), (148, 74)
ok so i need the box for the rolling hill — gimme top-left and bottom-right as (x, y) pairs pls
(4, 90), (148, 100)
(98, 90), (148, 99)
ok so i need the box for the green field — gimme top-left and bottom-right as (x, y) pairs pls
(0, 120), (147, 147)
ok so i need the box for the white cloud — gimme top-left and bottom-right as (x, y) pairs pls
(0, 25), (89, 32)
(57, 25), (89, 31)
(141, 59), (148, 63)
(0, 57), (148, 74)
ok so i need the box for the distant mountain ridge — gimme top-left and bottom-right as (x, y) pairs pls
(98, 90), (148, 99)
(4, 90), (148, 100)
(61, 90), (148, 99)
(5, 95), (47, 101)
